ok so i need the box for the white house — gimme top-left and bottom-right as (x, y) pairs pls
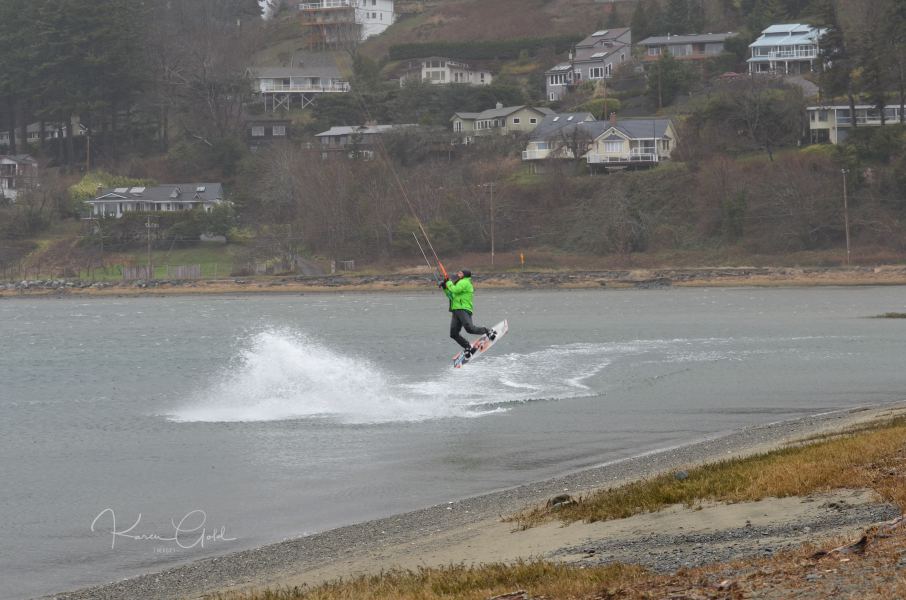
(0, 155), (38, 202)
(297, 0), (394, 43)
(807, 105), (905, 144)
(248, 54), (349, 111)
(399, 57), (493, 87)
(747, 24), (825, 75)
(585, 118), (677, 170)
(522, 115), (677, 171)
(0, 119), (86, 149)
(545, 28), (632, 102)
(522, 113), (598, 161)
(86, 184), (225, 218)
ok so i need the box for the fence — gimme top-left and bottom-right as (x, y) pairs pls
(122, 264), (202, 280)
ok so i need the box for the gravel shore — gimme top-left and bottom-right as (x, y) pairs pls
(9, 265), (906, 299)
(46, 403), (906, 600)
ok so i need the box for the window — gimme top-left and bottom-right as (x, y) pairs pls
(647, 46), (660, 56)
(454, 121), (463, 132)
(513, 117), (521, 124)
(272, 125), (286, 136)
(549, 92), (557, 101)
(251, 126), (265, 137)
(530, 118), (537, 124)
(590, 66), (604, 79)
(604, 141), (622, 153)
(605, 63), (612, 77)
(536, 142), (550, 150)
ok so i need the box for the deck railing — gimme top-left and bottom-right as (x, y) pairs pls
(259, 82), (350, 93)
(298, 0), (354, 9)
(587, 152), (659, 164)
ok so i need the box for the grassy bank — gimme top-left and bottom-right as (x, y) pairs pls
(209, 415), (906, 600)
(511, 417), (906, 529)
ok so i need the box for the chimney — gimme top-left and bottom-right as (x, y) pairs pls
(496, 102), (503, 109)
(609, 112), (617, 125)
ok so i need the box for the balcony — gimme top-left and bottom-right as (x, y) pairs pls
(259, 82), (350, 93)
(298, 0), (355, 9)
(522, 149), (551, 160)
(587, 152), (659, 164)
(750, 48), (818, 60)
(837, 113), (900, 126)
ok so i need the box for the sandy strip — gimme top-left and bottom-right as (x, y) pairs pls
(9, 265), (906, 299)
(46, 402), (906, 600)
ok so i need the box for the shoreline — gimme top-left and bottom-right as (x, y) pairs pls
(8, 265), (906, 298)
(48, 401), (906, 600)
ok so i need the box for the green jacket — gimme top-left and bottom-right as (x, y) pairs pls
(444, 276), (474, 313)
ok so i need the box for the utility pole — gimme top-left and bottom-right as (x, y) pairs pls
(146, 215), (158, 279)
(841, 168), (851, 266)
(489, 182), (495, 267)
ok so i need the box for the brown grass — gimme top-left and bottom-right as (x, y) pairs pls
(208, 561), (648, 600)
(511, 417), (906, 529)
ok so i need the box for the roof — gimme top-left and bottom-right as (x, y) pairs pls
(762, 24), (814, 34)
(546, 63), (573, 73)
(90, 183), (224, 204)
(452, 105), (551, 121)
(575, 27), (631, 49)
(315, 124), (417, 137)
(750, 24), (824, 47)
(529, 113), (597, 140)
(638, 32), (737, 46)
(0, 154), (38, 165)
(573, 40), (629, 63)
(604, 118), (673, 140)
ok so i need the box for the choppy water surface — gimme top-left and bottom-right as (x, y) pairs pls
(2, 287), (905, 598)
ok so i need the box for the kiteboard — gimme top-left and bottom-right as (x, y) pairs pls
(453, 319), (508, 368)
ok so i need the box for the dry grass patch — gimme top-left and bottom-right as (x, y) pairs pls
(208, 561), (648, 600)
(511, 417), (906, 529)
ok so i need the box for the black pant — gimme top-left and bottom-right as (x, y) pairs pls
(449, 309), (489, 350)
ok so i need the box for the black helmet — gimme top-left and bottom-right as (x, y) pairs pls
(461, 269), (472, 278)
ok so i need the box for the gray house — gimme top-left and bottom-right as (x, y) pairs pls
(638, 32), (738, 69)
(521, 113), (598, 161)
(545, 28), (632, 102)
(86, 184), (225, 218)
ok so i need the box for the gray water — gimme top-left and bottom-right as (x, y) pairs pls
(1, 287), (905, 599)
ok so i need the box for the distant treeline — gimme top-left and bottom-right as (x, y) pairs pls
(388, 35), (583, 62)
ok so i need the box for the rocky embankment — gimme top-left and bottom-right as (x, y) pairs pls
(4, 265), (906, 297)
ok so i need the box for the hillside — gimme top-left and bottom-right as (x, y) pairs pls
(360, 0), (632, 58)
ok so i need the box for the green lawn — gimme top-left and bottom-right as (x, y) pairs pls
(81, 243), (242, 281)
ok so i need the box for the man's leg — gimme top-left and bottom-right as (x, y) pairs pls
(459, 310), (490, 337)
(449, 311), (471, 350)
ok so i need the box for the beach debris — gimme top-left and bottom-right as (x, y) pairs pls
(546, 494), (577, 510)
(812, 513), (906, 559)
(487, 591), (528, 600)
(674, 470), (689, 481)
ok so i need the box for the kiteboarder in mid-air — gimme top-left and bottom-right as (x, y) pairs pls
(440, 270), (496, 358)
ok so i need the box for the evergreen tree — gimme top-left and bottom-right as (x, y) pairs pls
(647, 51), (696, 108)
(0, 0), (33, 154)
(747, 0), (788, 33)
(632, 0), (665, 39)
(631, 1), (651, 40)
(665, 0), (690, 34)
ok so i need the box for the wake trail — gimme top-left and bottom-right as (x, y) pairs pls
(165, 331), (626, 425)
